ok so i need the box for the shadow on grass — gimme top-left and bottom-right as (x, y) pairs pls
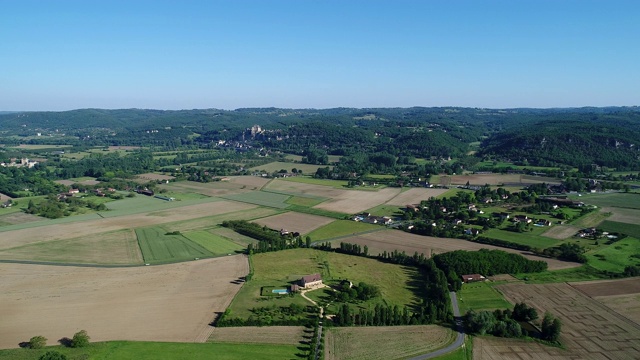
(58, 337), (73, 347)
(403, 265), (430, 312)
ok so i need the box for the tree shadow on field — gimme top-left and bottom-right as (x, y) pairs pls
(209, 312), (224, 326)
(58, 337), (73, 347)
(18, 341), (30, 348)
(404, 265), (430, 312)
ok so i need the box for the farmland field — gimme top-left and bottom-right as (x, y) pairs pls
(496, 282), (640, 360)
(314, 187), (401, 214)
(325, 326), (456, 360)
(473, 336), (574, 360)
(209, 226), (260, 246)
(457, 282), (512, 313)
(248, 161), (331, 174)
(278, 176), (349, 188)
(601, 220), (640, 237)
(446, 173), (560, 186)
(136, 227), (213, 263)
(571, 278), (640, 326)
(586, 237), (640, 272)
(182, 230), (245, 255)
(306, 220), (381, 241)
(483, 228), (560, 249)
(228, 248), (421, 319)
(594, 294), (640, 325)
(251, 211), (335, 234)
(0, 256), (249, 349)
(159, 180), (255, 197)
(208, 326), (305, 345)
(385, 188), (449, 206)
(266, 178), (350, 197)
(335, 229), (581, 271)
(221, 190), (290, 208)
(136, 173), (175, 181)
(577, 192), (640, 209)
(12, 144), (72, 149)
(541, 225), (580, 239)
(571, 209), (611, 228)
(0, 229), (142, 264)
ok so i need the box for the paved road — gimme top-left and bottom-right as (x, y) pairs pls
(409, 291), (465, 360)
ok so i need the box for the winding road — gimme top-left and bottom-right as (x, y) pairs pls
(410, 291), (465, 360)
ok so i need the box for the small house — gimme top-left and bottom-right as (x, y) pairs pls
(461, 274), (486, 283)
(301, 273), (323, 288)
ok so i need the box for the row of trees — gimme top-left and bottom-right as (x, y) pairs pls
(333, 304), (426, 327)
(465, 303), (561, 342)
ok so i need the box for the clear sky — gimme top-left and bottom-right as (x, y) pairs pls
(1, 0), (639, 111)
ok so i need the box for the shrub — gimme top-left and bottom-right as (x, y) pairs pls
(71, 330), (90, 348)
(39, 351), (67, 360)
(28, 335), (47, 349)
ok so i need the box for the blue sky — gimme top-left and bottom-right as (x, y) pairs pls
(1, 0), (639, 110)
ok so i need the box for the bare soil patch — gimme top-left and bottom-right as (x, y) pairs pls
(0, 255), (249, 349)
(0, 212), (41, 225)
(337, 230), (580, 271)
(0, 192), (12, 202)
(208, 326), (304, 345)
(136, 173), (176, 181)
(0, 200), (255, 251)
(251, 212), (335, 234)
(325, 325), (455, 360)
(474, 336), (574, 360)
(495, 282), (640, 360)
(314, 187), (401, 214)
(571, 277), (640, 297)
(386, 188), (449, 206)
(542, 225), (580, 240)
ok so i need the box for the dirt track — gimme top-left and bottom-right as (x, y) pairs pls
(0, 255), (249, 349)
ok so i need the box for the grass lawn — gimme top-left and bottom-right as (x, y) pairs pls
(221, 191), (290, 209)
(285, 195), (325, 207)
(365, 203), (403, 217)
(0, 341), (298, 360)
(280, 176), (349, 188)
(306, 220), (381, 241)
(248, 161), (331, 174)
(457, 282), (512, 313)
(573, 192), (640, 209)
(228, 248), (422, 319)
(483, 228), (560, 249)
(182, 230), (245, 255)
(515, 265), (609, 283)
(586, 237), (640, 272)
(571, 209), (611, 228)
(599, 221), (640, 238)
(135, 226), (213, 263)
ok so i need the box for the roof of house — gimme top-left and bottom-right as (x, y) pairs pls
(301, 273), (322, 284)
(461, 274), (485, 281)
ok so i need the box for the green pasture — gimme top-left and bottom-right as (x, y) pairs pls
(279, 176), (349, 188)
(483, 228), (560, 249)
(183, 230), (245, 255)
(515, 265), (609, 283)
(103, 195), (219, 217)
(365, 204), (403, 217)
(160, 207), (283, 234)
(457, 282), (512, 313)
(286, 204), (347, 218)
(135, 227), (213, 263)
(228, 248), (421, 319)
(586, 237), (640, 272)
(307, 220), (381, 241)
(221, 191), (290, 209)
(573, 192), (640, 209)
(248, 161), (331, 174)
(571, 209), (611, 228)
(599, 220), (640, 238)
(0, 341), (297, 360)
(285, 195), (325, 207)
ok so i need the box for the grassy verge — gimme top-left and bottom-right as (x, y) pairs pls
(458, 282), (512, 313)
(434, 335), (473, 360)
(0, 341), (298, 360)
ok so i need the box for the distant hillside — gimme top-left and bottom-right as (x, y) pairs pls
(480, 116), (640, 170)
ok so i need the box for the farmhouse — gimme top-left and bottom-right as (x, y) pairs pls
(461, 274), (486, 283)
(300, 273), (323, 289)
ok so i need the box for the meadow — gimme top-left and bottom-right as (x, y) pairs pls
(135, 227), (213, 263)
(457, 281), (512, 313)
(574, 192), (640, 209)
(0, 341), (297, 360)
(586, 237), (640, 272)
(483, 228), (560, 249)
(182, 230), (245, 255)
(306, 220), (382, 241)
(221, 191), (290, 209)
(598, 220), (640, 238)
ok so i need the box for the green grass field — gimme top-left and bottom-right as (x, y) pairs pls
(228, 248), (421, 319)
(365, 204), (403, 216)
(103, 195), (220, 217)
(599, 221), (640, 238)
(136, 227), (213, 263)
(0, 341), (297, 360)
(483, 228), (560, 249)
(285, 195), (325, 207)
(221, 191), (290, 209)
(586, 237), (640, 272)
(574, 192), (640, 209)
(457, 282), (512, 313)
(279, 176), (349, 188)
(183, 230), (245, 255)
(515, 265), (610, 283)
(306, 220), (381, 241)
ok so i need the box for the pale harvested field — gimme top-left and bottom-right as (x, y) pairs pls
(606, 207), (640, 224)
(337, 230), (581, 271)
(542, 225), (580, 239)
(0, 200), (255, 251)
(325, 325), (455, 360)
(266, 179), (347, 197)
(0, 212), (41, 225)
(570, 277), (640, 297)
(385, 188), (449, 206)
(108, 146), (140, 151)
(0, 255), (249, 349)
(0, 229), (143, 265)
(227, 175), (271, 188)
(314, 187), (402, 214)
(447, 174), (560, 186)
(208, 326), (305, 345)
(594, 294), (640, 325)
(474, 336), (575, 360)
(251, 212), (335, 234)
(136, 172), (175, 181)
(494, 282), (640, 360)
